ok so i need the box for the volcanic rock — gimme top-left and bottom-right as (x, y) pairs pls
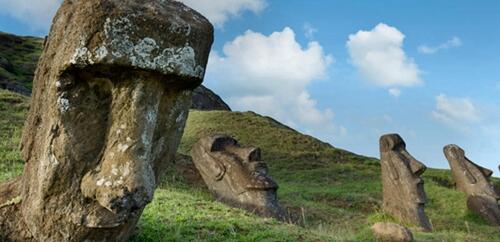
(0, 0), (213, 241)
(191, 135), (286, 220)
(379, 134), (432, 231)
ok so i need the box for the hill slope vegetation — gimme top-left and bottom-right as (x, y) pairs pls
(0, 32), (43, 95)
(1, 90), (499, 241)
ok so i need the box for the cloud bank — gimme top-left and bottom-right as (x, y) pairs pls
(206, 27), (343, 139)
(178, 0), (267, 28)
(347, 23), (423, 95)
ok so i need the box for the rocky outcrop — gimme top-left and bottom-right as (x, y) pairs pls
(0, 0), (213, 241)
(192, 85), (231, 111)
(444, 144), (500, 226)
(191, 135), (286, 220)
(379, 134), (432, 231)
(371, 222), (414, 242)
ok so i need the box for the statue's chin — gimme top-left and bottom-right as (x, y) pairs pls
(82, 206), (129, 228)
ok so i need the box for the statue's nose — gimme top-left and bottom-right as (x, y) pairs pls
(81, 81), (161, 217)
(409, 158), (427, 176)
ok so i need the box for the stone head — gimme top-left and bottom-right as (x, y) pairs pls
(444, 144), (498, 199)
(380, 134), (431, 231)
(444, 145), (500, 226)
(18, 0), (213, 240)
(191, 135), (285, 220)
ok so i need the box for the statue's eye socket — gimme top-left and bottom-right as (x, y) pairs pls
(247, 162), (267, 173)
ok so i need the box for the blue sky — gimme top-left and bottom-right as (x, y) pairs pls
(1, 0), (499, 176)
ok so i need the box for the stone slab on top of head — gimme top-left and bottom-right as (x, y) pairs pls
(444, 144), (500, 226)
(191, 135), (287, 221)
(0, 0), (213, 241)
(379, 133), (432, 231)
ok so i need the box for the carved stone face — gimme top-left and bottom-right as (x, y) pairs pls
(444, 144), (500, 226)
(191, 135), (285, 220)
(444, 145), (499, 199)
(380, 134), (432, 231)
(12, 0), (213, 241)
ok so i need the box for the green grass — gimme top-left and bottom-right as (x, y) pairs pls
(0, 89), (28, 181)
(1, 92), (500, 241)
(134, 180), (335, 242)
(0, 32), (43, 90)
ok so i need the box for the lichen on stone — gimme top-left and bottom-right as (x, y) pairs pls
(57, 96), (70, 113)
(68, 14), (206, 79)
(0, 196), (22, 209)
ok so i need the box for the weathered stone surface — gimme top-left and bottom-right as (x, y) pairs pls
(444, 144), (500, 226)
(372, 222), (414, 242)
(380, 134), (432, 231)
(191, 135), (286, 220)
(192, 85), (231, 111)
(467, 195), (500, 226)
(0, 0), (213, 241)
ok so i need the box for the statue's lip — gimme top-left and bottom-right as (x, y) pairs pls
(246, 174), (279, 190)
(246, 186), (278, 191)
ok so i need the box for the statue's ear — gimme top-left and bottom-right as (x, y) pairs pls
(460, 158), (477, 184)
(445, 145), (477, 184)
(387, 155), (400, 180)
(210, 159), (226, 181)
(193, 151), (227, 182)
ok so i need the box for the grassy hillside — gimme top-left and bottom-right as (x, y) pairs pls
(0, 32), (43, 92)
(0, 89), (27, 181)
(1, 90), (500, 241)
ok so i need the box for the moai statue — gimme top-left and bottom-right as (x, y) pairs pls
(191, 135), (287, 220)
(444, 145), (500, 226)
(0, 0), (213, 241)
(380, 134), (432, 231)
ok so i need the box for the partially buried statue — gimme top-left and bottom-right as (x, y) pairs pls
(444, 145), (500, 226)
(380, 134), (432, 231)
(191, 135), (287, 220)
(0, 0), (213, 241)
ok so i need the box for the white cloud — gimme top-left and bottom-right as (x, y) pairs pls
(347, 23), (423, 90)
(178, 0), (267, 28)
(418, 37), (462, 54)
(206, 27), (343, 139)
(388, 88), (401, 97)
(432, 94), (482, 126)
(304, 22), (318, 40)
(0, 0), (62, 31)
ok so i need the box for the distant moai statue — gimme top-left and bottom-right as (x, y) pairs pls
(380, 134), (432, 231)
(444, 145), (500, 226)
(0, 0), (213, 241)
(191, 135), (287, 220)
